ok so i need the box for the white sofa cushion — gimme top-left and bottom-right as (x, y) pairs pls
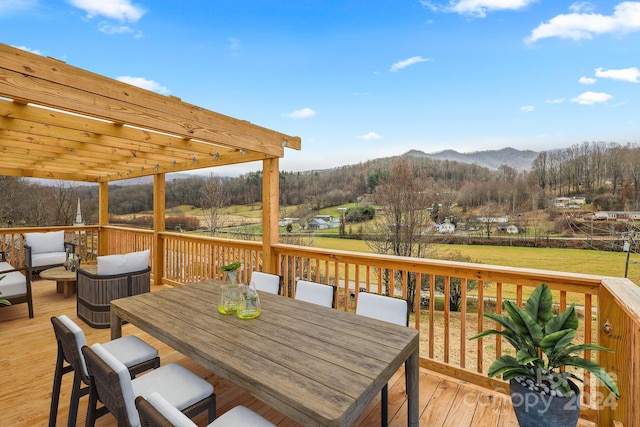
(0, 261), (27, 297)
(31, 252), (67, 268)
(97, 250), (150, 276)
(24, 231), (65, 254)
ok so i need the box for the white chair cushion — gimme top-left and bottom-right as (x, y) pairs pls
(102, 335), (159, 368)
(58, 315), (89, 376)
(147, 392), (197, 427)
(132, 363), (214, 412)
(295, 280), (333, 307)
(97, 249), (150, 275)
(356, 292), (408, 326)
(251, 271), (280, 294)
(91, 343), (140, 427)
(0, 261), (26, 297)
(147, 393), (275, 427)
(212, 405), (275, 427)
(25, 231), (64, 254)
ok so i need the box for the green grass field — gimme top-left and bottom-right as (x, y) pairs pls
(312, 237), (640, 285)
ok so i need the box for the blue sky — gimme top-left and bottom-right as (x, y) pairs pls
(2, 0), (640, 176)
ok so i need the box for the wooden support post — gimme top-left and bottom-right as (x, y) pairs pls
(153, 174), (166, 286)
(262, 158), (279, 274)
(98, 182), (109, 256)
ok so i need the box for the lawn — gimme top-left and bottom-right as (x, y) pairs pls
(312, 237), (640, 285)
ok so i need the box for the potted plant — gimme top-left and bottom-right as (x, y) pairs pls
(470, 283), (619, 427)
(219, 261), (242, 285)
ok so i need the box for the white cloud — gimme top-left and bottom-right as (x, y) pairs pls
(283, 108), (316, 119)
(0, 0), (37, 14)
(546, 98), (565, 104)
(358, 131), (382, 141)
(68, 0), (146, 22)
(421, 0), (537, 18)
(579, 76), (597, 84)
(390, 56), (429, 72)
(520, 105), (535, 112)
(116, 76), (169, 95)
(569, 2), (597, 13)
(98, 22), (135, 35)
(12, 45), (42, 55)
(527, 2), (640, 43)
(595, 67), (640, 82)
(571, 91), (613, 105)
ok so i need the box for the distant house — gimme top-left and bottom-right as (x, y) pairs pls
(436, 222), (455, 234)
(307, 218), (329, 230)
(478, 216), (509, 224)
(506, 224), (521, 234)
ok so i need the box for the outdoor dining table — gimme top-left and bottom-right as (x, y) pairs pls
(110, 280), (420, 427)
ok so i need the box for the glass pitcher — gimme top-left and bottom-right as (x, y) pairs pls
(237, 282), (261, 319)
(218, 284), (238, 314)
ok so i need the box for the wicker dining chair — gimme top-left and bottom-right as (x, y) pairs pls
(355, 292), (409, 427)
(294, 279), (336, 308)
(136, 392), (276, 427)
(250, 271), (281, 295)
(82, 343), (216, 427)
(49, 315), (160, 427)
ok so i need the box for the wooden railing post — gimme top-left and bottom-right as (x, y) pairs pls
(598, 278), (640, 427)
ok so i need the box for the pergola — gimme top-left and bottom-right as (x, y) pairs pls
(0, 43), (301, 277)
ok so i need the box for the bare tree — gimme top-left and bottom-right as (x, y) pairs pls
(200, 174), (228, 236)
(365, 158), (435, 310)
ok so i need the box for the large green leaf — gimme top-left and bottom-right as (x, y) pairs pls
(554, 343), (614, 361)
(503, 300), (543, 346)
(545, 304), (578, 335)
(525, 283), (553, 326)
(515, 349), (541, 366)
(540, 329), (576, 356)
(561, 356), (620, 398)
(487, 356), (534, 379)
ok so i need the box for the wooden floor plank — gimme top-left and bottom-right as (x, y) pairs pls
(0, 277), (597, 427)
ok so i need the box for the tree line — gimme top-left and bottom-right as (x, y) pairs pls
(2, 141), (640, 228)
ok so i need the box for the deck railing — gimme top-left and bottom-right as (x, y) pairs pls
(2, 225), (637, 426)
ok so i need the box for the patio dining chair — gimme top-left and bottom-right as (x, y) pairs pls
(294, 279), (336, 308)
(82, 343), (216, 427)
(136, 392), (276, 427)
(355, 292), (409, 427)
(250, 271), (281, 295)
(49, 315), (160, 427)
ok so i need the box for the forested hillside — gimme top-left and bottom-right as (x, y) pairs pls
(1, 141), (639, 227)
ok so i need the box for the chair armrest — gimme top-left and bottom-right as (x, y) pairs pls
(23, 245), (33, 268)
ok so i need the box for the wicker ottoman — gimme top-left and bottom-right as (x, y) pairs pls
(76, 266), (151, 328)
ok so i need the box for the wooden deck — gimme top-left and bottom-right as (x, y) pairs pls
(0, 277), (596, 427)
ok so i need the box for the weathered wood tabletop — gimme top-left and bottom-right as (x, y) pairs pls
(111, 280), (420, 427)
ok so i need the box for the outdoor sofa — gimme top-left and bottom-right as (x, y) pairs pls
(76, 249), (151, 328)
(0, 250), (33, 318)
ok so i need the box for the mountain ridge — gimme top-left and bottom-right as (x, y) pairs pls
(403, 147), (538, 172)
